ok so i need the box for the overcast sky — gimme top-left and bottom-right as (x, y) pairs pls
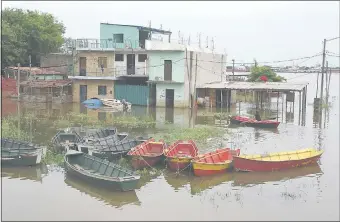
(2, 1), (340, 66)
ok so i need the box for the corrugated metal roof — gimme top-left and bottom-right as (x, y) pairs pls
(68, 76), (116, 81)
(7, 67), (63, 75)
(100, 23), (172, 34)
(197, 81), (309, 91)
(20, 80), (72, 88)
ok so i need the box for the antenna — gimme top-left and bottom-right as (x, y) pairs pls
(198, 32), (202, 48)
(211, 37), (215, 51)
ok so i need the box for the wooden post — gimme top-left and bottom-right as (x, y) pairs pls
(319, 39), (326, 112)
(276, 91), (279, 121)
(299, 91), (302, 125)
(281, 92), (284, 122)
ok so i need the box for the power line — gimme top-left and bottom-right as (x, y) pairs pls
(326, 36), (340, 42)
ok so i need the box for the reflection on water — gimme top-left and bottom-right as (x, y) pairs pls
(232, 164), (322, 187)
(1, 165), (49, 182)
(64, 174), (140, 208)
(1, 73), (339, 220)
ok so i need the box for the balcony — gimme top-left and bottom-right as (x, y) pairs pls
(75, 39), (145, 51)
(71, 66), (148, 78)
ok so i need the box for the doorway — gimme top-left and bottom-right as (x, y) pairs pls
(149, 84), (157, 107)
(79, 57), (87, 76)
(127, 54), (135, 75)
(79, 85), (87, 102)
(165, 89), (174, 108)
(164, 60), (172, 81)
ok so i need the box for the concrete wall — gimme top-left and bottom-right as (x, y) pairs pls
(40, 53), (73, 74)
(148, 51), (185, 82)
(156, 83), (186, 108)
(183, 51), (226, 107)
(74, 51), (115, 76)
(100, 24), (140, 49)
(72, 79), (114, 103)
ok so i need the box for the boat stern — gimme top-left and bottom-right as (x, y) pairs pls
(192, 161), (232, 176)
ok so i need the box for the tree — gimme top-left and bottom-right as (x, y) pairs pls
(1, 8), (66, 68)
(247, 66), (286, 82)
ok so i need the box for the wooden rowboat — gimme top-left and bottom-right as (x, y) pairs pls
(127, 139), (166, 169)
(192, 148), (241, 176)
(229, 116), (280, 128)
(1, 138), (47, 167)
(164, 140), (199, 171)
(64, 150), (140, 191)
(233, 148), (324, 172)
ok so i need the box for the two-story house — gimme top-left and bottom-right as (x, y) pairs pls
(70, 23), (172, 106)
(146, 41), (226, 108)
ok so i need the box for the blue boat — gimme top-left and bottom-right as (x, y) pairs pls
(82, 98), (103, 107)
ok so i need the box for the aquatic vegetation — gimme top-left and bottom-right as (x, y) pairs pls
(53, 112), (156, 129)
(42, 150), (64, 166)
(152, 125), (226, 145)
(1, 117), (30, 141)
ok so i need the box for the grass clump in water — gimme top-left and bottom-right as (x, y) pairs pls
(42, 150), (64, 166)
(53, 112), (156, 129)
(152, 126), (225, 145)
(1, 117), (30, 141)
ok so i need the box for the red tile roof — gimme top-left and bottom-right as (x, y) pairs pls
(19, 80), (72, 88)
(7, 67), (64, 75)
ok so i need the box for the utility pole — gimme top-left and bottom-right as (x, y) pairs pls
(193, 54), (198, 109)
(254, 59), (258, 68)
(325, 61), (328, 99)
(232, 59), (235, 76)
(319, 39), (326, 110)
(29, 55), (32, 79)
(221, 55), (224, 81)
(17, 63), (21, 97)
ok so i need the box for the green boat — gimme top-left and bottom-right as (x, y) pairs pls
(64, 150), (140, 191)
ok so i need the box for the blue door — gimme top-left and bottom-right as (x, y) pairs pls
(79, 85), (87, 102)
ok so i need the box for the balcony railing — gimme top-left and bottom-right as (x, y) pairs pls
(72, 67), (148, 77)
(75, 39), (144, 50)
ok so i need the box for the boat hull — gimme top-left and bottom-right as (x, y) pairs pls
(166, 157), (192, 171)
(192, 161), (232, 176)
(233, 154), (322, 172)
(1, 151), (43, 167)
(130, 155), (164, 169)
(230, 117), (280, 128)
(64, 159), (139, 192)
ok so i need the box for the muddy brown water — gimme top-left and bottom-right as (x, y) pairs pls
(1, 73), (339, 220)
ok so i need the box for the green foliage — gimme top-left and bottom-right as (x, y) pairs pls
(53, 112), (156, 129)
(247, 66), (286, 82)
(1, 117), (30, 141)
(152, 126), (225, 145)
(1, 8), (66, 68)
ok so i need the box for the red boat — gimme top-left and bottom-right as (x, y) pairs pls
(233, 148), (324, 172)
(164, 140), (199, 171)
(192, 148), (241, 176)
(229, 115), (280, 128)
(127, 138), (166, 169)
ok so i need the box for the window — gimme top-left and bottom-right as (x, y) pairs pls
(98, 57), (107, 68)
(98, 86), (107, 95)
(113, 34), (124, 43)
(138, 54), (147, 62)
(115, 54), (124, 61)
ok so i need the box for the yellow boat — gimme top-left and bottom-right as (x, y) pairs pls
(233, 148), (324, 172)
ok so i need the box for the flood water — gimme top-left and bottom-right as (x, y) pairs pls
(1, 73), (339, 221)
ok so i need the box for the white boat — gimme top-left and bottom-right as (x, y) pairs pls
(100, 99), (132, 112)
